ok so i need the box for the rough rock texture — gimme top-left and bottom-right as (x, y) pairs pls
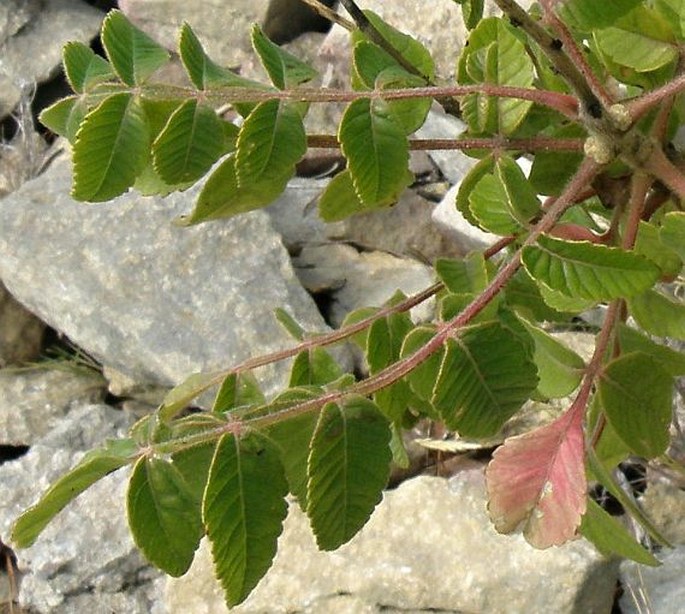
(620, 546), (685, 614)
(0, 367), (105, 445)
(0, 404), (164, 613)
(294, 244), (435, 326)
(166, 471), (618, 613)
(639, 481), (685, 544)
(0, 281), (46, 366)
(0, 153), (333, 396)
(0, 0), (103, 118)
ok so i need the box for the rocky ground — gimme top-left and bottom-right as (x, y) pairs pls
(1, 1), (684, 613)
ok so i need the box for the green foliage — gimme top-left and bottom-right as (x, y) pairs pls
(15, 1), (685, 606)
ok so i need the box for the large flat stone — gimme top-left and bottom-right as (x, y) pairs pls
(0, 153), (332, 396)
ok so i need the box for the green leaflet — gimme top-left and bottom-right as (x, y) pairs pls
(152, 99), (225, 184)
(522, 235), (660, 301)
(468, 155), (540, 235)
(656, 0), (685, 40)
(289, 348), (343, 388)
(628, 289), (685, 340)
(179, 154), (291, 224)
(62, 41), (114, 93)
(633, 220), (683, 279)
(127, 457), (203, 577)
(72, 93), (150, 202)
(454, 0), (485, 30)
(457, 18), (534, 135)
(39, 96), (87, 143)
(159, 371), (221, 422)
(213, 372), (265, 414)
(235, 100), (306, 187)
(559, 0), (643, 31)
(598, 352), (673, 459)
(617, 324), (685, 376)
(307, 397), (391, 550)
(400, 325), (443, 408)
(456, 154), (496, 227)
(12, 439), (137, 547)
(660, 211), (685, 262)
(435, 253), (489, 295)
(251, 24), (318, 89)
(101, 10), (169, 86)
(518, 318), (585, 399)
(594, 26), (677, 73)
(580, 498), (660, 566)
(338, 98), (409, 206)
(203, 433), (289, 607)
(432, 321), (539, 437)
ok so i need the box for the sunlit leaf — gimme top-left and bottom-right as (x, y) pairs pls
(12, 439), (137, 547)
(127, 457), (203, 576)
(101, 10), (169, 86)
(39, 96), (87, 143)
(212, 372), (265, 414)
(486, 406), (586, 548)
(251, 24), (317, 89)
(62, 41), (114, 93)
(560, 0), (644, 31)
(203, 433), (288, 607)
(660, 211), (685, 262)
(522, 235), (660, 301)
(289, 348), (343, 388)
(159, 371), (221, 422)
(72, 93), (150, 202)
(307, 398), (391, 550)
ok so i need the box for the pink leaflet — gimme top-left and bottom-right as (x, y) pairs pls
(485, 404), (586, 548)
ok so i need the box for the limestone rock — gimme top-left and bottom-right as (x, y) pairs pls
(0, 153), (332, 397)
(0, 367), (106, 445)
(0, 0), (103, 118)
(166, 471), (618, 613)
(0, 282), (46, 366)
(0, 404), (164, 613)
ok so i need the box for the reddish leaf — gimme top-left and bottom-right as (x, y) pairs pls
(485, 404), (586, 548)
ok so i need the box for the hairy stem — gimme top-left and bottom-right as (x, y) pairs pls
(300, 0), (354, 31)
(625, 73), (685, 123)
(640, 145), (685, 201)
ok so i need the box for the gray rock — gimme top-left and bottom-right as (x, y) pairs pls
(620, 546), (685, 614)
(166, 471), (618, 613)
(639, 481), (685, 545)
(0, 153), (332, 397)
(0, 404), (164, 613)
(0, 0), (103, 118)
(0, 367), (106, 445)
(293, 243), (435, 327)
(0, 281), (46, 366)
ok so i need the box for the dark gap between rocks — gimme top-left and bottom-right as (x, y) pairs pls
(0, 445), (29, 465)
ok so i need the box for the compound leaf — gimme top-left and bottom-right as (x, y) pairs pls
(101, 10), (169, 86)
(307, 398), (391, 550)
(339, 98), (409, 206)
(486, 406), (586, 548)
(598, 352), (673, 458)
(127, 457), (203, 577)
(432, 321), (539, 437)
(12, 439), (137, 547)
(72, 93), (150, 202)
(153, 99), (224, 184)
(522, 235), (660, 301)
(203, 433), (288, 607)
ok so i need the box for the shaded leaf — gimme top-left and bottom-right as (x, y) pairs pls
(307, 398), (391, 550)
(101, 10), (169, 86)
(39, 96), (87, 143)
(159, 372), (221, 421)
(72, 93), (150, 201)
(12, 439), (136, 547)
(580, 498), (660, 566)
(660, 211), (685, 262)
(559, 0), (642, 30)
(628, 289), (685, 340)
(203, 433), (288, 607)
(435, 253), (489, 295)
(127, 457), (203, 576)
(598, 352), (673, 458)
(289, 348), (343, 388)
(522, 235), (660, 301)
(213, 372), (265, 414)
(432, 321), (539, 437)
(617, 324), (685, 376)
(172, 443), (215, 503)
(486, 406), (586, 548)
